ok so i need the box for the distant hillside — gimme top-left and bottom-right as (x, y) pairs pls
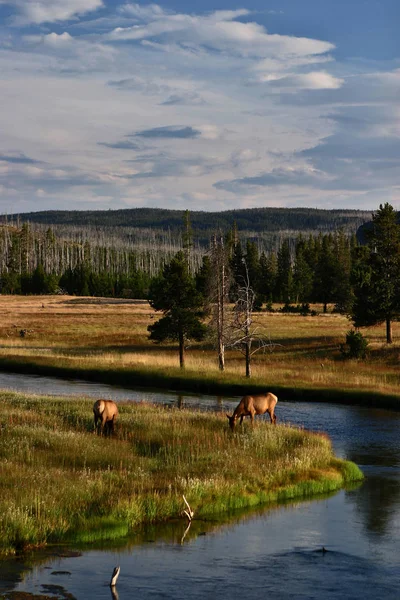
(1, 207), (372, 246)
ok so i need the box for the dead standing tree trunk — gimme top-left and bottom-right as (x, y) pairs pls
(214, 235), (228, 371)
(228, 259), (275, 378)
(206, 234), (232, 372)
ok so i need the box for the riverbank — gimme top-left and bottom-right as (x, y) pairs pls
(0, 391), (362, 556)
(0, 356), (400, 411)
(1, 295), (400, 411)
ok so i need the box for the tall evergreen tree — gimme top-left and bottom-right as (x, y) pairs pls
(293, 236), (314, 303)
(276, 240), (293, 303)
(351, 203), (400, 343)
(245, 240), (262, 310)
(258, 251), (277, 304)
(148, 251), (207, 367)
(332, 231), (353, 314)
(314, 234), (337, 312)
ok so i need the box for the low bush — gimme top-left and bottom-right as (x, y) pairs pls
(340, 329), (369, 359)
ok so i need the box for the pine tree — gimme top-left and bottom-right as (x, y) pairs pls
(332, 231), (353, 314)
(314, 234), (336, 312)
(276, 240), (293, 304)
(351, 203), (400, 343)
(293, 236), (313, 303)
(148, 251), (207, 368)
(258, 251), (277, 305)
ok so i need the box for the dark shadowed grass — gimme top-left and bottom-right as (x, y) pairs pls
(0, 391), (363, 556)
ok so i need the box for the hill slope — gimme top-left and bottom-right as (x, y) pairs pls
(1, 207), (372, 240)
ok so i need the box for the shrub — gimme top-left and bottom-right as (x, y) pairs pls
(340, 329), (369, 359)
(279, 303), (311, 316)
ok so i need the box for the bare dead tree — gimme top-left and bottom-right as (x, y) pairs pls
(227, 259), (276, 378)
(207, 234), (232, 371)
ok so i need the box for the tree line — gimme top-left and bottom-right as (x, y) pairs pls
(2, 204), (400, 343)
(0, 220), (355, 310)
(147, 204), (400, 375)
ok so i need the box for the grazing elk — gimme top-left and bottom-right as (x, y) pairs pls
(227, 392), (277, 430)
(93, 399), (119, 435)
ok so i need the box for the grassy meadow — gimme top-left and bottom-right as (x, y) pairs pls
(0, 295), (399, 406)
(0, 391), (362, 555)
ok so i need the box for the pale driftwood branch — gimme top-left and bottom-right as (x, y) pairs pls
(110, 565), (120, 587)
(182, 494), (194, 521)
(180, 520), (192, 544)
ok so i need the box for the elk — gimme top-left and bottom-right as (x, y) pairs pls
(226, 392), (277, 430)
(93, 399), (119, 435)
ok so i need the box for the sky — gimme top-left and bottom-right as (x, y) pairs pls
(0, 0), (399, 214)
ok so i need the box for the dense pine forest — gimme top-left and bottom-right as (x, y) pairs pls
(0, 206), (373, 312)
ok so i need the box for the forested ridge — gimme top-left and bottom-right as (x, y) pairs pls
(0, 207), (372, 242)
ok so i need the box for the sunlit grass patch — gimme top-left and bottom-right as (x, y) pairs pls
(0, 391), (362, 555)
(0, 294), (400, 405)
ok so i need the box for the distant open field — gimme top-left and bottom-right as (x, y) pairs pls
(0, 295), (399, 405)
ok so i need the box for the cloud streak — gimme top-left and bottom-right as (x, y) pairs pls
(133, 126), (201, 139)
(0, 152), (39, 164)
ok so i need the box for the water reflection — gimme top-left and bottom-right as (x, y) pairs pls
(349, 475), (400, 537)
(110, 587), (119, 600)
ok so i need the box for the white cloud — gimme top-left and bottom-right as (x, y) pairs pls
(40, 32), (74, 46)
(20, 31), (116, 70)
(106, 6), (334, 59)
(3, 0), (103, 25)
(262, 70), (344, 90)
(118, 3), (174, 20)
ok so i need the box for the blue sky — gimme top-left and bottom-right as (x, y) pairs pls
(0, 1), (399, 213)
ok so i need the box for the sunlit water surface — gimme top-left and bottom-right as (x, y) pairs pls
(0, 372), (399, 599)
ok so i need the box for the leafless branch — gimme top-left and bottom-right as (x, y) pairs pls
(182, 494), (194, 521)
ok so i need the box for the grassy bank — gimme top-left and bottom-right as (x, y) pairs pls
(0, 391), (362, 556)
(0, 355), (400, 411)
(0, 296), (400, 409)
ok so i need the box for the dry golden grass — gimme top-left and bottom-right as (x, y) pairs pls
(0, 295), (400, 396)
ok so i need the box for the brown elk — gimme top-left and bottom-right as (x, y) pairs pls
(93, 399), (119, 435)
(226, 392), (278, 430)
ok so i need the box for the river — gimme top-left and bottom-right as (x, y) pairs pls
(0, 373), (399, 599)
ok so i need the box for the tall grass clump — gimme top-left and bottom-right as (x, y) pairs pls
(0, 391), (363, 555)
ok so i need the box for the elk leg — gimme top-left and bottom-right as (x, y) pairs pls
(268, 408), (277, 424)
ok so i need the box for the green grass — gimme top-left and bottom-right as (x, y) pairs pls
(0, 391), (363, 556)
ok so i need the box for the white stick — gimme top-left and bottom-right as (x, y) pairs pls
(182, 494), (194, 521)
(110, 565), (120, 587)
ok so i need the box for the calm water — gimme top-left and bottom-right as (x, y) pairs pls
(1, 373), (400, 599)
